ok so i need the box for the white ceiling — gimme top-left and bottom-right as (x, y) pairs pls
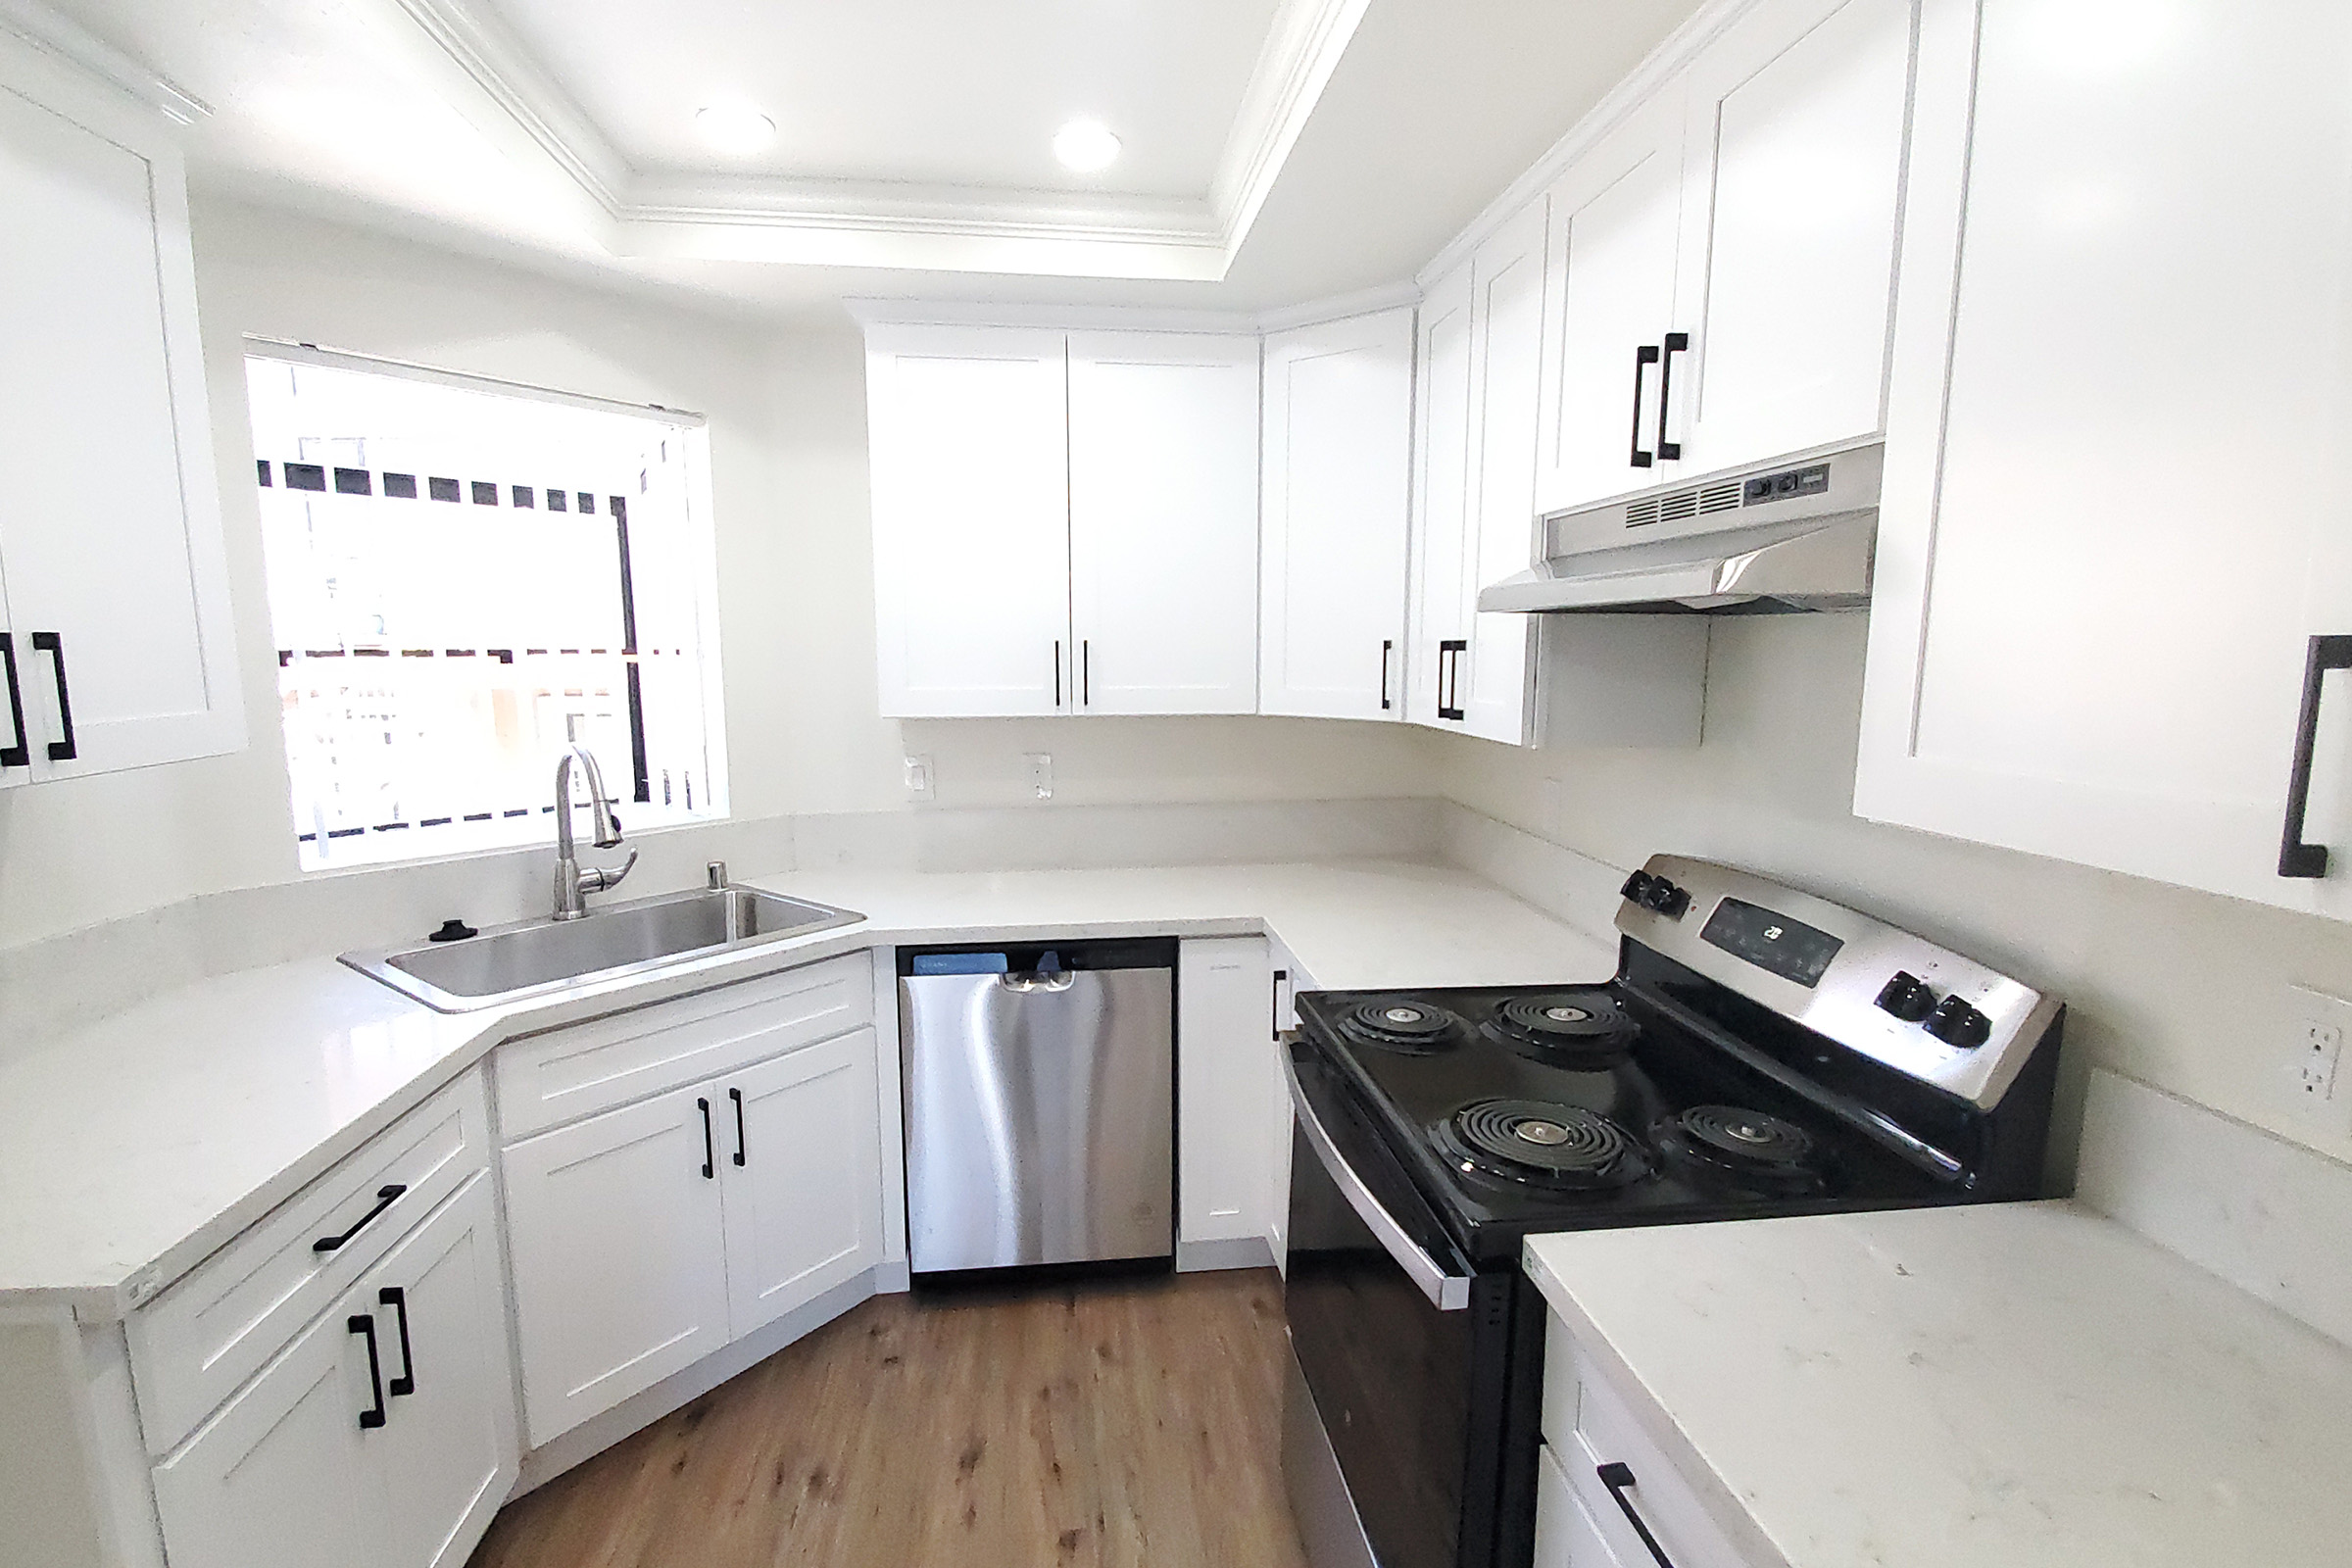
(18, 0), (1710, 320)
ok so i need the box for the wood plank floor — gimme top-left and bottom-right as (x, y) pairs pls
(468, 1268), (1309, 1568)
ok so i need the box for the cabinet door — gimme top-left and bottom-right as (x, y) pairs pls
(1857, 0), (2352, 918)
(1535, 1445), (1630, 1568)
(151, 1280), (392, 1568)
(865, 324), (1071, 717)
(1068, 332), (1261, 714)
(0, 42), (242, 778)
(1407, 264), (1476, 728)
(1260, 308), (1416, 720)
(1460, 199), (1549, 746)
(366, 1176), (518, 1568)
(717, 1028), (886, 1339)
(1534, 89), (1687, 517)
(1175, 937), (1276, 1249)
(500, 1081), (731, 1444)
(1661, 0), (1915, 478)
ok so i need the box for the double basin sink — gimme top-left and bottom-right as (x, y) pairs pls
(342, 885), (864, 1012)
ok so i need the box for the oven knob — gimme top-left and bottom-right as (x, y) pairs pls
(1874, 971), (1936, 1023)
(1924, 995), (1992, 1049)
(1620, 871), (1656, 905)
(1647, 880), (1691, 919)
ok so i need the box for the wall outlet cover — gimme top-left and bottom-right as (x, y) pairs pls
(2285, 984), (2352, 1126)
(903, 754), (934, 803)
(1023, 752), (1053, 801)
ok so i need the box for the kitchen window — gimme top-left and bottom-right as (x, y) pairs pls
(245, 344), (727, 869)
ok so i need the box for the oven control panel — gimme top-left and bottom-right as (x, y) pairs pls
(1615, 855), (2060, 1110)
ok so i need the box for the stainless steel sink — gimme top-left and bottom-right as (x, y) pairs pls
(340, 886), (864, 1012)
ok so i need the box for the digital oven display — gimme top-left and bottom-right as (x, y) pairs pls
(1699, 898), (1843, 988)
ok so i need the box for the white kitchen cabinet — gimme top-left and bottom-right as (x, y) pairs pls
(718, 1028), (886, 1338)
(865, 324), (1072, 717)
(1176, 938), (1281, 1258)
(1535, 1445), (1631, 1568)
(1856, 0), (2352, 920)
(151, 1176), (516, 1568)
(1534, 0), (1913, 514)
(1259, 308), (1416, 720)
(1534, 89), (1688, 518)
(0, 33), (241, 784)
(1659, 0), (1914, 479)
(502, 1079), (735, 1445)
(1068, 332), (1261, 714)
(1408, 264), (1476, 730)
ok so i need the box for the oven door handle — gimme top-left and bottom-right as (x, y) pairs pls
(1284, 1050), (1473, 1312)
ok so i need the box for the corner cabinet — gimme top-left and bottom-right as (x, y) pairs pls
(0, 32), (243, 785)
(1856, 0), (2352, 922)
(863, 322), (1260, 718)
(1259, 308), (1417, 720)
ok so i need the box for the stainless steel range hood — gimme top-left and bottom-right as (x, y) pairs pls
(1479, 443), (1881, 613)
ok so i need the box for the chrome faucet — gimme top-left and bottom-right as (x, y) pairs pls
(552, 745), (637, 920)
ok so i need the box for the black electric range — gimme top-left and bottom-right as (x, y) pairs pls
(1278, 856), (2065, 1568)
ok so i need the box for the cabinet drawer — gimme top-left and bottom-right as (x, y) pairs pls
(494, 953), (873, 1140)
(1536, 1442), (1631, 1568)
(130, 1068), (491, 1455)
(1544, 1312), (1754, 1568)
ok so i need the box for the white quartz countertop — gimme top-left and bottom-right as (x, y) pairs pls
(1524, 1201), (2352, 1568)
(0, 858), (1611, 1320)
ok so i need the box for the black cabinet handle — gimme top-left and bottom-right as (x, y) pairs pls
(1438, 639), (1468, 722)
(1595, 1462), (1677, 1568)
(377, 1286), (416, 1396)
(698, 1097), (715, 1179)
(729, 1086), (747, 1166)
(1656, 332), (1689, 462)
(313, 1184), (406, 1252)
(2279, 633), (2352, 878)
(1380, 640), (1393, 710)
(29, 631), (74, 761)
(1271, 968), (1289, 1042)
(0, 633), (27, 768)
(1082, 639), (1091, 707)
(348, 1314), (388, 1430)
(1054, 640), (1062, 707)
(1630, 344), (1660, 467)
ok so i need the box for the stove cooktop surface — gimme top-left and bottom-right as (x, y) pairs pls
(1295, 984), (1963, 1261)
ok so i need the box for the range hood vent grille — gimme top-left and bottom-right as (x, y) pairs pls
(1631, 480), (1744, 528)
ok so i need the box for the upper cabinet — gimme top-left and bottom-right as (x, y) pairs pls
(865, 322), (1260, 719)
(0, 35), (243, 785)
(1067, 332), (1261, 715)
(1260, 308), (1416, 721)
(1857, 0), (2352, 922)
(1534, 0), (1916, 517)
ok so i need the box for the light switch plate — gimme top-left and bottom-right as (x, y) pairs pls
(903, 754), (934, 802)
(1023, 753), (1053, 801)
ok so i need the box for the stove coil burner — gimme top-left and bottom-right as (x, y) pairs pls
(1484, 991), (1640, 1065)
(1440, 1099), (1648, 1189)
(1656, 1105), (1828, 1196)
(1335, 999), (1463, 1054)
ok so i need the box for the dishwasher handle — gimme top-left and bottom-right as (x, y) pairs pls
(999, 971), (1078, 994)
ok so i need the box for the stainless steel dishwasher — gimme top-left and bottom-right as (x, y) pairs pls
(899, 939), (1176, 1276)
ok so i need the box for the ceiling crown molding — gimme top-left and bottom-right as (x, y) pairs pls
(379, 0), (1371, 280)
(0, 0), (209, 122)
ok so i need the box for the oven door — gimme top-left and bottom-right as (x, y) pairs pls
(1282, 1041), (1516, 1568)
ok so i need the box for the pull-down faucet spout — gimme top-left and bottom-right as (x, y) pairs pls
(552, 745), (636, 919)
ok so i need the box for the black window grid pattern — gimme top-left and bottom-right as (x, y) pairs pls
(260, 462), (706, 849)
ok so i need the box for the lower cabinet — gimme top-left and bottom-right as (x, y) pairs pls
(1535, 1444), (1630, 1568)
(501, 1025), (885, 1445)
(151, 1174), (516, 1568)
(1175, 937), (1281, 1257)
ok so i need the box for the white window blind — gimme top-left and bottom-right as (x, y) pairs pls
(245, 348), (727, 869)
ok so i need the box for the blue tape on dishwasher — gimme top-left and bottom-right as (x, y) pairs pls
(910, 952), (1010, 975)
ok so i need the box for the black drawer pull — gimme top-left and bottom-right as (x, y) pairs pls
(1596, 1462), (1677, 1568)
(1054, 640), (1062, 708)
(1438, 639), (1468, 722)
(699, 1096), (715, 1178)
(729, 1086), (747, 1166)
(0, 633), (27, 768)
(348, 1314), (388, 1429)
(1082, 638), (1091, 707)
(1630, 344), (1660, 467)
(1380, 640), (1394, 710)
(2279, 633), (2352, 878)
(378, 1286), (416, 1396)
(313, 1184), (406, 1252)
(1656, 332), (1688, 461)
(30, 631), (74, 761)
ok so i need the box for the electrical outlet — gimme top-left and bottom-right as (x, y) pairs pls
(1023, 752), (1054, 801)
(903, 754), (934, 803)
(2285, 985), (2352, 1124)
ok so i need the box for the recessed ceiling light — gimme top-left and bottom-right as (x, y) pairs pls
(695, 102), (777, 156)
(1053, 119), (1121, 173)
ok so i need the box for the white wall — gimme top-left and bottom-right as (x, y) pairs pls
(0, 196), (1435, 952)
(1438, 613), (2352, 1169)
